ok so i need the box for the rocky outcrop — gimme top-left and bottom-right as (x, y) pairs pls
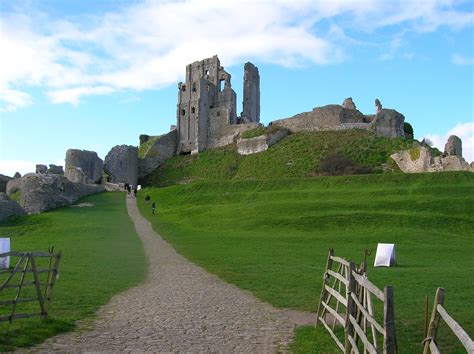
(36, 164), (48, 174)
(13, 172), (21, 179)
(0, 193), (26, 221)
(6, 178), (21, 196)
(65, 149), (103, 184)
(21, 173), (104, 214)
(372, 109), (405, 138)
(65, 167), (89, 184)
(444, 135), (462, 157)
(342, 97), (357, 110)
(104, 145), (138, 186)
(273, 105), (368, 133)
(138, 130), (178, 179)
(48, 164), (64, 174)
(0, 174), (11, 193)
(237, 128), (290, 155)
(391, 145), (473, 173)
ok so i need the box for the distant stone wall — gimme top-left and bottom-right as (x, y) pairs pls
(65, 149), (103, 184)
(237, 128), (290, 155)
(138, 130), (178, 179)
(104, 145), (138, 186)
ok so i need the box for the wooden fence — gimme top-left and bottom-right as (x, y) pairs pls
(0, 249), (61, 323)
(423, 287), (474, 353)
(316, 249), (397, 353)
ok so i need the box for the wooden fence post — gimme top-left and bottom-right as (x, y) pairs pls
(315, 248), (334, 326)
(423, 287), (445, 354)
(384, 286), (397, 354)
(344, 261), (356, 353)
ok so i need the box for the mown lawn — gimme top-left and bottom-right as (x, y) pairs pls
(138, 172), (474, 353)
(0, 192), (146, 351)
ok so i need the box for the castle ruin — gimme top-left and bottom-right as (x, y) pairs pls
(176, 55), (260, 154)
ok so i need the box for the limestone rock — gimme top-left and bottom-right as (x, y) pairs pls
(444, 135), (462, 157)
(65, 149), (103, 184)
(0, 174), (11, 193)
(375, 99), (382, 113)
(104, 145), (138, 186)
(237, 128), (290, 155)
(139, 134), (150, 145)
(391, 146), (432, 173)
(48, 164), (64, 174)
(372, 109), (405, 138)
(65, 167), (89, 184)
(0, 193), (26, 221)
(36, 164), (48, 174)
(342, 97), (356, 110)
(21, 173), (104, 214)
(138, 130), (177, 179)
(13, 172), (21, 179)
(6, 178), (21, 196)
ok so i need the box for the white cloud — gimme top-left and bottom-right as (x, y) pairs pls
(48, 86), (114, 106)
(425, 122), (474, 163)
(452, 53), (474, 66)
(0, 0), (472, 107)
(0, 88), (32, 112)
(0, 160), (36, 177)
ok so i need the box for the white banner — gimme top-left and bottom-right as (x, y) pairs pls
(0, 238), (10, 269)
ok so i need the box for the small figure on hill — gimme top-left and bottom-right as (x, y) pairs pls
(375, 99), (382, 114)
(152, 202), (156, 215)
(145, 195), (150, 203)
(124, 183), (129, 191)
(133, 187), (137, 198)
(127, 184), (131, 196)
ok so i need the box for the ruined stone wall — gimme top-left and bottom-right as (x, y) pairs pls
(241, 62), (260, 123)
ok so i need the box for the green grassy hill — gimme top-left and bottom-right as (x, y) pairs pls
(142, 130), (424, 187)
(138, 172), (474, 352)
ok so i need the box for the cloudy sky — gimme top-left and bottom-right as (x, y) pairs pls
(0, 0), (473, 176)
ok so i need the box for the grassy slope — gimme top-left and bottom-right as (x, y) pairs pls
(138, 172), (474, 352)
(0, 192), (146, 351)
(143, 130), (418, 186)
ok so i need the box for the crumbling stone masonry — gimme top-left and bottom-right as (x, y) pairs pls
(176, 55), (260, 155)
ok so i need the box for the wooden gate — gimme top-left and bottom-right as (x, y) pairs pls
(316, 249), (397, 353)
(0, 248), (61, 323)
(423, 287), (473, 353)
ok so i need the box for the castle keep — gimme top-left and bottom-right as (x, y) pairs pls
(177, 56), (260, 154)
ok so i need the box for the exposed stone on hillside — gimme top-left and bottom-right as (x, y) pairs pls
(237, 128), (290, 155)
(21, 173), (104, 214)
(342, 97), (356, 110)
(272, 105), (367, 133)
(391, 145), (473, 173)
(0, 193), (26, 221)
(36, 164), (48, 174)
(13, 172), (21, 179)
(444, 135), (462, 157)
(138, 130), (178, 179)
(48, 164), (64, 174)
(65, 167), (90, 184)
(375, 99), (382, 113)
(372, 109), (405, 138)
(0, 174), (11, 193)
(104, 145), (138, 186)
(65, 149), (103, 184)
(6, 178), (21, 196)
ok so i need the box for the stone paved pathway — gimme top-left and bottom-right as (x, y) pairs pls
(32, 196), (314, 352)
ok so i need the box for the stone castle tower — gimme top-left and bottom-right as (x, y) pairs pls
(176, 55), (259, 154)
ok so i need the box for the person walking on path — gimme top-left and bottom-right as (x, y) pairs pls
(133, 187), (137, 198)
(152, 202), (156, 215)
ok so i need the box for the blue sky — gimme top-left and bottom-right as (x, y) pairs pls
(1, 0), (473, 176)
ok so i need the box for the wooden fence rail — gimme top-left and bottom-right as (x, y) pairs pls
(0, 249), (61, 323)
(423, 287), (474, 354)
(316, 249), (397, 354)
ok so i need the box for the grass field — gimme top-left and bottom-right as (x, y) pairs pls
(138, 172), (474, 352)
(0, 192), (146, 351)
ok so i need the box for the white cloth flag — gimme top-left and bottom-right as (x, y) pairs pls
(0, 238), (10, 269)
(374, 243), (396, 267)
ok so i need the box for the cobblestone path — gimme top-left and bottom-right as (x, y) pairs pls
(33, 197), (314, 352)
